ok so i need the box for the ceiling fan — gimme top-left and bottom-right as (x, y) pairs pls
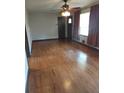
(62, 0), (69, 10)
(61, 0), (70, 16)
(60, 0), (80, 17)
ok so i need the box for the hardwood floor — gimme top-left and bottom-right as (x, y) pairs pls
(29, 40), (99, 93)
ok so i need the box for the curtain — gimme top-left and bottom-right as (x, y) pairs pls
(72, 8), (81, 41)
(87, 4), (99, 47)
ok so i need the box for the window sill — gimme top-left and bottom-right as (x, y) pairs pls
(79, 35), (88, 37)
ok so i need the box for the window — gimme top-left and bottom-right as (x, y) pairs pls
(79, 12), (90, 36)
(68, 18), (72, 24)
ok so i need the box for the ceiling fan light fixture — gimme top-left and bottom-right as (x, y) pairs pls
(61, 0), (71, 17)
(61, 10), (70, 17)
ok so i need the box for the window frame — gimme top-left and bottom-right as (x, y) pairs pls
(79, 11), (90, 36)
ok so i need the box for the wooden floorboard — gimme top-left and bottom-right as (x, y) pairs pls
(29, 40), (99, 93)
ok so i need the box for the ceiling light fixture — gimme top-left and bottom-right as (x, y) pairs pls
(61, 0), (70, 17)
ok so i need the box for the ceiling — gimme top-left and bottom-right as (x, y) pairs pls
(26, 0), (99, 13)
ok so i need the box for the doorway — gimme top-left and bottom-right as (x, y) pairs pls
(58, 17), (66, 39)
(67, 16), (73, 40)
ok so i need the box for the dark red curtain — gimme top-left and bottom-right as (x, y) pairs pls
(72, 8), (81, 41)
(87, 5), (99, 47)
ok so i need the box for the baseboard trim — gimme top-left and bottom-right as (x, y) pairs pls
(32, 39), (99, 51)
(25, 69), (30, 93)
(73, 40), (99, 51)
(32, 38), (58, 42)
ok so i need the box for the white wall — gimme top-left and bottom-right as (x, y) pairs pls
(29, 12), (58, 40)
(25, 10), (32, 54)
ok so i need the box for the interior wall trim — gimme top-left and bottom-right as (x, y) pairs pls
(73, 40), (99, 51)
(32, 38), (58, 42)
